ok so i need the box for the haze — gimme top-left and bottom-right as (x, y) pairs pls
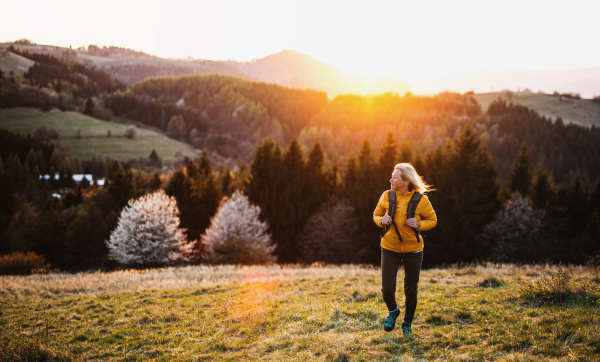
(3, 0), (600, 95)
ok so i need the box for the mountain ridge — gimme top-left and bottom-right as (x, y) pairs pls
(0, 42), (409, 97)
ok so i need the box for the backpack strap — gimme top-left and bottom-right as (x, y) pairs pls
(381, 190), (403, 242)
(407, 192), (423, 242)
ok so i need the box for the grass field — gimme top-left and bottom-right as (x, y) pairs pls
(1, 264), (598, 361)
(473, 92), (600, 128)
(0, 51), (34, 75)
(0, 107), (200, 163)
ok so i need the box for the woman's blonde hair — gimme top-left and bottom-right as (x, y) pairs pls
(394, 163), (435, 194)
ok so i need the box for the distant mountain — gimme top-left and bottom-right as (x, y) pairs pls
(232, 50), (410, 97)
(0, 42), (409, 97)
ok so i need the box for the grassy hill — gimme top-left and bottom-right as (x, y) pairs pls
(0, 50), (35, 75)
(473, 92), (600, 128)
(1, 264), (598, 360)
(0, 107), (199, 162)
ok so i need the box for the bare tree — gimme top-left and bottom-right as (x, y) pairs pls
(479, 192), (543, 262)
(298, 198), (362, 264)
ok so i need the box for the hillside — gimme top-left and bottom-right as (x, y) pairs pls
(0, 107), (199, 162)
(0, 42), (408, 97)
(473, 92), (600, 128)
(1, 264), (598, 360)
(0, 50), (35, 75)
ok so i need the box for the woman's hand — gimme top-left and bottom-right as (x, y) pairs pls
(381, 215), (392, 226)
(405, 218), (420, 229)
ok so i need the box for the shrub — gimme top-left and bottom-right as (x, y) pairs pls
(478, 277), (506, 288)
(124, 125), (136, 139)
(201, 190), (275, 265)
(0, 252), (50, 275)
(519, 265), (598, 305)
(106, 190), (196, 266)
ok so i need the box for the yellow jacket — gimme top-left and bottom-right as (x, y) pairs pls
(373, 190), (438, 253)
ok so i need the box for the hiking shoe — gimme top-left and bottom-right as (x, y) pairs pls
(384, 307), (400, 332)
(402, 321), (412, 335)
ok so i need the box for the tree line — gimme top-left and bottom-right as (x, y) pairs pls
(0, 123), (598, 271)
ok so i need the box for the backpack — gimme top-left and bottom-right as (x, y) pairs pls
(381, 190), (423, 242)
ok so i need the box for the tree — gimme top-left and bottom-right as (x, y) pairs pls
(425, 125), (501, 263)
(507, 141), (533, 197)
(84, 98), (94, 115)
(167, 115), (186, 139)
(530, 163), (555, 210)
(479, 193), (543, 262)
(106, 190), (195, 266)
(149, 150), (160, 164)
(107, 167), (133, 209)
(124, 125), (136, 139)
(201, 191), (275, 265)
(377, 131), (398, 191)
(298, 198), (362, 264)
(352, 139), (382, 264)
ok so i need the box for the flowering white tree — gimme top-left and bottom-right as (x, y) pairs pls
(106, 190), (196, 265)
(201, 190), (275, 265)
(480, 192), (543, 262)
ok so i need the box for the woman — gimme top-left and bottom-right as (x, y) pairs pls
(373, 163), (437, 334)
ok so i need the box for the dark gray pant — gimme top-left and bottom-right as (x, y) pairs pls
(381, 248), (423, 323)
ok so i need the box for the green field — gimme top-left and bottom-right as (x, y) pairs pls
(0, 107), (200, 163)
(473, 92), (600, 128)
(1, 264), (598, 361)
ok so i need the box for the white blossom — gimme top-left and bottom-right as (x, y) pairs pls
(106, 190), (195, 265)
(201, 190), (275, 264)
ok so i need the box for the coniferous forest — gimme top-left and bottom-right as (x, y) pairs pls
(1, 45), (599, 272)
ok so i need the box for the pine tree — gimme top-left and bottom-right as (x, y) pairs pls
(530, 163), (555, 210)
(246, 139), (283, 239)
(377, 131), (398, 191)
(507, 141), (533, 197)
(557, 172), (591, 238)
(202, 191), (275, 265)
(305, 140), (329, 215)
(107, 167), (133, 209)
(277, 137), (307, 262)
(353, 139), (382, 264)
(342, 152), (358, 195)
(399, 141), (414, 164)
(445, 125), (501, 261)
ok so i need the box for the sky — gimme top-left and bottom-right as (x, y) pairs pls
(2, 0), (600, 87)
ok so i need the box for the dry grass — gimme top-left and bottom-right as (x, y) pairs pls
(1, 264), (598, 361)
(0, 264), (379, 299)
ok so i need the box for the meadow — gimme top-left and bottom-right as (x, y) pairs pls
(1, 263), (598, 361)
(0, 107), (199, 163)
(472, 92), (600, 128)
